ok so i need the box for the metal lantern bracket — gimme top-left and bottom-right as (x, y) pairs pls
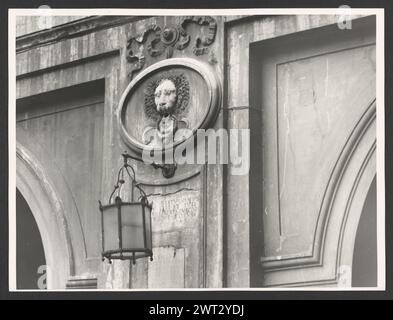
(151, 161), (177, 179)
(108, 153), (147, 204)
(123, 152), (177, 179)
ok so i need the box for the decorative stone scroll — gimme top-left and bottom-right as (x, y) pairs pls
(118, 58), (221, 154)
(126, 16), (217, 79)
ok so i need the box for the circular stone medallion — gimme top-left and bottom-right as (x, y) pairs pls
(118, 58), (221, 154)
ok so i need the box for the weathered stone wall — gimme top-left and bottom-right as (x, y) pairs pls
(16, 15), (224, 289)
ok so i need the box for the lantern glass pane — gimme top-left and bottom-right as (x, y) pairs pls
(144, 205), (152, 251)
(103, 205), (118, 252)
(121, 203), (144, 250)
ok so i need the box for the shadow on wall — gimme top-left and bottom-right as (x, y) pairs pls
(352, 176), (377, 287)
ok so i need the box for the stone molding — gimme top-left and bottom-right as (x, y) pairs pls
(16, 15), (145, 53)
(66, 276), (98, 289)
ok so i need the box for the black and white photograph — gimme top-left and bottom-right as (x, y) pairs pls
(7, 7), (385, 292)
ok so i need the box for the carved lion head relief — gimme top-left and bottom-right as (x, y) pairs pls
(118, 58), (221, 154)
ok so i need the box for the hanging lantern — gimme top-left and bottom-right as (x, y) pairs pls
(99, 153), (153, 264)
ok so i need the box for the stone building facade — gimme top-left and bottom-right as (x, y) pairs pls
(14, 13), (378, 289)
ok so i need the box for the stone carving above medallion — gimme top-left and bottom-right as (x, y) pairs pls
(126, 16), (217, 79)
(118, 58), (221, 155)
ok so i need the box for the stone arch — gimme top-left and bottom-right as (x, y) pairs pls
(15, 125), (90, 289)
(337, 147), (377, 286)
(16, 143), (74, 289)
(317, 100), (378, 287)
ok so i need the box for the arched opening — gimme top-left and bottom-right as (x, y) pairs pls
(351, 176), (377, 287)
(16, 142), (76, 289)
(16, 188), (47, 289)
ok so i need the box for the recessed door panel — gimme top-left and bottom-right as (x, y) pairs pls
(253, 18), (376, 267)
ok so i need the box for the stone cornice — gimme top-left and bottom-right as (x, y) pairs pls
(16, 15), (148, 53)
(66, 276), (98, 289)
